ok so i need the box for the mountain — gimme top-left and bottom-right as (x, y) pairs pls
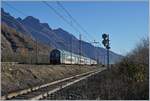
(1, 8), (52, 63)
(1, 8), (122, 64)
(1, 8), (31, 37)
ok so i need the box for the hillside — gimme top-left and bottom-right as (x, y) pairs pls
(1, 22), (52, 63)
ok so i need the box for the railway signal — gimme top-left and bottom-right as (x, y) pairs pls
(102, 33), (110, 69)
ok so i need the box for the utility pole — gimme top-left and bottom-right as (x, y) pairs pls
(35, 38), (38, 64)
(93, 40), (99, 64)
(102, 33), (110, 69)
(107, 46), (109, 69)
(104, 55), (105, 66)
(79, 34), (82, 64)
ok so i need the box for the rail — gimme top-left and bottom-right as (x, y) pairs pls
(1, 67), (106, 100)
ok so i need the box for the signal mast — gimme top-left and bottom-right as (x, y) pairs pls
(102, 33), (110, 69)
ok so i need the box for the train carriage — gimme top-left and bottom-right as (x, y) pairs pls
(50, 49), (97, 65)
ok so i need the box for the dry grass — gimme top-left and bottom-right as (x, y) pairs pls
(1, 63), (100, 95)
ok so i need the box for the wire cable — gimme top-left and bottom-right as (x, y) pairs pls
(42, 1), (82, 36)
(3, 2), (27, 17)
(57, 1), (98, 42)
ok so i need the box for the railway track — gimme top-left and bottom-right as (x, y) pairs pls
(1, 68), (106, 100)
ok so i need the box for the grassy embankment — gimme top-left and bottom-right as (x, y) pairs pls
(1, 63), (101, 95)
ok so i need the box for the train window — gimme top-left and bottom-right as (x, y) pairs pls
(55, 53), (60, 57)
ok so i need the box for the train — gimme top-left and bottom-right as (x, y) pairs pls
(50, 49), (97, 65)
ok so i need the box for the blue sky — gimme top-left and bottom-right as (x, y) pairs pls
(2, 1), (149, 55)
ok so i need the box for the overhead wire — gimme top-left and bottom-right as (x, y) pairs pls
(56, 1), (98, 43)
(3, 2), (27, 17)
(42, 1), (82, 36)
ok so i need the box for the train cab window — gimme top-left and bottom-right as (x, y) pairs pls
(55, 53), (60, 58)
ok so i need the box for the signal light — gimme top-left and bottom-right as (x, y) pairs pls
(102, 33), (109, 47)
(102, 33), (110, 49)
(102, 34), (108, 39)
(102, 40), (107, 46)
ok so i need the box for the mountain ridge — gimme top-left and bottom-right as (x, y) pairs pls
(1, 8), (123, 64)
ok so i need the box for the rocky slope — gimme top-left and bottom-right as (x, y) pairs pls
(1, 22), (52, 63)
